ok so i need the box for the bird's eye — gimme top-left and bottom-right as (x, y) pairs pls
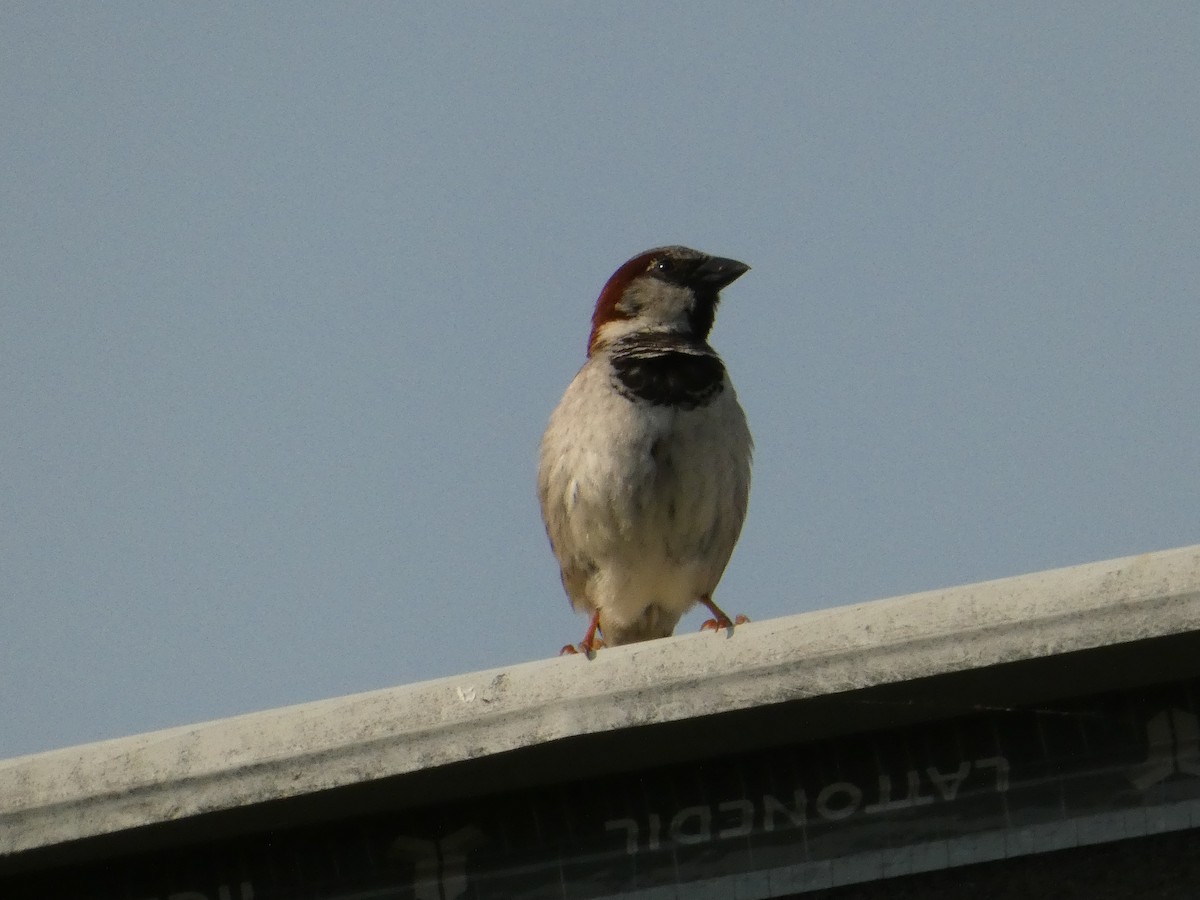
(653, 258), (675, 274)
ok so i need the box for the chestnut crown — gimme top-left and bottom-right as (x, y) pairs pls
(587, 246), (749, 355)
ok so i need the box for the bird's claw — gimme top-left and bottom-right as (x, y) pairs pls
(700, 613), (750, 632)
(560, 612), (605, 657)
(559, 637), (605, 657)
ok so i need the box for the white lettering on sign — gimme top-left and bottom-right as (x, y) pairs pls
(604, 754), (1010, 854)
(763, 789), (807, 831)
(717, 799), (755, 839)
(815, 781), (862, 820)
(863, 770), (934, 814)
(669, 805), (712, 844)
(925, 760), (972, 801)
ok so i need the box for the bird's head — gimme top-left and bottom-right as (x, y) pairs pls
(587, 246), (750, 356)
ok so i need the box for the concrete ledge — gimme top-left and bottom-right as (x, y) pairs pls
(2, 543), (1199, 857)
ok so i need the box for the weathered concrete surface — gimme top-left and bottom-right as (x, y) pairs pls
(2, 544), (1199, 857)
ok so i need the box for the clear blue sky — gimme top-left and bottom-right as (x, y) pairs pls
(2, 4), (1197, 758)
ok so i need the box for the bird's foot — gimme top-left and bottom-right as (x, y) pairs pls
(560, 612), (604, 657)
(559, 637), (606, 657)
(699, 613), (750, 631)
(698, 595), (749, 632)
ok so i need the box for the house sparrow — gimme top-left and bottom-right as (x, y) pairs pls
(538, 246), (753, 654)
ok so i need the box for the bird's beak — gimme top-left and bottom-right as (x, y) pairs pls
(694, 256), (750, 289)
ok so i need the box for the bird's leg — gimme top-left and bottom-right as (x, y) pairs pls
(579, 610), (603, 652)
(699, 595), (750, 632)
(559, 611), (606, 656)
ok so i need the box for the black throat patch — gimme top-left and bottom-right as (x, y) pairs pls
(608, 335), (726, 410)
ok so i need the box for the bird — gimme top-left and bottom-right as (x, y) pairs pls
(538, 245), (753, 655)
